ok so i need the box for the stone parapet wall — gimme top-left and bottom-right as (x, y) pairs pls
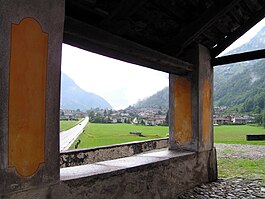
(60, 138), (168, 168)
(5, 148), (217, 199)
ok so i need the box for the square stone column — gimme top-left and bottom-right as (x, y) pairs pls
(0, 0), (64, 196)
(169, 44), (213, 152)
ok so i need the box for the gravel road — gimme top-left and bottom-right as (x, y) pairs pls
(215, 143), (265, 160)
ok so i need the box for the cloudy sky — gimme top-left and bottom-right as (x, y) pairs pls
(61, 17), (265, 110)
(61, 46), (169, 109)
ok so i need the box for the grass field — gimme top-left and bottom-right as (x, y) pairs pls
(60, 120), (82, 132)
(218, 158), (265, 183)
(70, 123), (265, 183)
(70, 123), (168, 149)
(71, 124), (265, 148)
(214, 125), (265, 145)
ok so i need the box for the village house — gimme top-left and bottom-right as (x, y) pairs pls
(231, 115), (254, 124)
(213, 115), (231, 125)
(60, 109), (86, 120)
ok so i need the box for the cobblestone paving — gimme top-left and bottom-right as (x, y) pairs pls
(177, 144), (265, 199)
(177, 178), (265, 199)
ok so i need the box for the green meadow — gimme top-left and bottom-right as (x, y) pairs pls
(69, 123), (265, 183)
(70, 123), (265, 148)
(69, 123), (169, 149)
(214, 125), (265, 145)
(60, 120), (82, 132)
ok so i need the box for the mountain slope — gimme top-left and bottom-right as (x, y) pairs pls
(214, 26), (265, 89)
(60, 73), (112, 110)
(133, 26), (265, 112)
(134, 87), (169, 109)
(214, 60), (265, 113)
(214, 26), (265, 113)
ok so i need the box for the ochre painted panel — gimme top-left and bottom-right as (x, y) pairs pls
(8, 18), (48, 177)
(202, 80), (211, 144)
(174, 77), (192, 143)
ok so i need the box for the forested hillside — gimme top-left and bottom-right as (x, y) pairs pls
(214, 26), (265, 114)
(133, 26), (265, 113)
(134, 87), (168, 109)
(214, 60), (265, 113)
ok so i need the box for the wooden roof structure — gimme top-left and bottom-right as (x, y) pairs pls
(63, 0), (265, 73)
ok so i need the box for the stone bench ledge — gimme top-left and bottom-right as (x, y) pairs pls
(60, 149), (194, 181)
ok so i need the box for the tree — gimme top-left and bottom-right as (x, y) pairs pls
(89, 111), (95, 119)
(262, 112), (265, 128)
(254, 114), (262, 125)
(165, 110), (169, 126)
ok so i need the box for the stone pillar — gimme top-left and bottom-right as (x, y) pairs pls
(169, 44), (213, 152)
(0, 0), (64, 197)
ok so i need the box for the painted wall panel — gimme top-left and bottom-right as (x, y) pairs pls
(8, 18), (48, 177)
(174, 77), (192, 143)
(202, 80), (211, 144)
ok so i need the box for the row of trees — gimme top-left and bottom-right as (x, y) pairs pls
(254, 112), (265, 127)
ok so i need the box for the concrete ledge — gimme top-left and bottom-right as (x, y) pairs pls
(57, 148), (217, 199)
(60, 138), (168, 168)
(60, 150), (193, 181)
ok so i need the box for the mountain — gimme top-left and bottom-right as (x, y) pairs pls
(60, 73), (112, 110)
(214, 59), (265, 113)
(133, 26), (265, 113)
(134, 87), (169, 109)
(214, 26), (265, 113)
(225, 26), (265, 56)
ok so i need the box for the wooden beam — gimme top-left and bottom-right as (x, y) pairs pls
(212, 49), (265, 66)
(63, 17), (193, 75)
(65, 0), (107, 25)
(212, 7), (265, 57)
(153, 0), (193, 22)
(100, 0), (147, 28)
(165, 0), (241, 55)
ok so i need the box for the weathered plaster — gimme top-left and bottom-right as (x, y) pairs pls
(0, 0), (65, 195)
(173, 77), (192, 143)
(202, 80), (211, 144)
(8, 17), (47, 177)
(169, 44), (213, 152)
(198, 45), (213, 151)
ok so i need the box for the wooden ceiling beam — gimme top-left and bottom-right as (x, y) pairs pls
(65, 0), (107, 24)
(212, 49), (265, 66)
(100, 0), (147, 27)
(212, 6), (265, 57)
(64, 17), (193, 75)
(165, 0), (242, 56)
(153, 0), (194, 22)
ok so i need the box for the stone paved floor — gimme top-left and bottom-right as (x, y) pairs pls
(177, 177), (265, 199)
(177, 144), (265, 199)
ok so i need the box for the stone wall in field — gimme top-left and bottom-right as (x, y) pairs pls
(60, 138), (168, 168)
